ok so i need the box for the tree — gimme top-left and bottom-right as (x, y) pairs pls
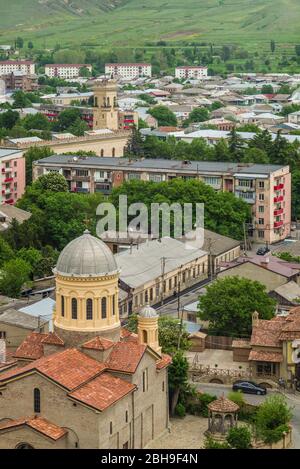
(34, 173), (68, 193)
(228, 128), (244, 161)
(24, 147), (54, 185)
(261, 84), (274, 94)
(15, 37), (24, 49)
(54, 108), (82, 132)
(292, 170), (300, 220)
(198, 276), (276, 337)
(295, 45), (300, 57)
(270, 40), (276, 54)
(68, 117), (89, 136)
(227, 427), (252, 449)
(255, 394), (292, 444)
(17, 247), (43, 279)
(0, 258), (32, 297)
(12, 90), (31, 108)
(184, 107), (210, 126)
(168, 351), (189, 416)
(0, 237), (14, 267)
(148, 106), (177, 127)
(124, 126), (144, 158)
(79, 66), (91, 77)
(28, 41), (34, 49)
(0, 109), (19, 129)
(22, 113), (50, 131)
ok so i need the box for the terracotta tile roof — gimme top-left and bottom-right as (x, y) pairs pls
(14, 331), (64, 360)
(69, 372), (136, 411)
(0, 416), (67, 441)
(14, 332), (49, 360)
(41, 332), (64, 347)
(120, 327), (132, 338)
(0, 349), (106, 390)
(251, 320), (283, 347)
(81, 336), (114, 351)
(249, 350), (283, 363)
(208, 396), (239, 413)
(156, 354), (172, 370)
(105, 341), (147, 373)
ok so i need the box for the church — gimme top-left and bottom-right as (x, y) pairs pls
(0, 230), (171, 449)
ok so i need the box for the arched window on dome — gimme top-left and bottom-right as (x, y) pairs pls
(101, 297), (107, 319)
(61, 296), (65, 317)
(86, 299), (93, 320)
(143, 330), (147, 343)
(112, 295), (116, 316)
(71, 298), (77, 320)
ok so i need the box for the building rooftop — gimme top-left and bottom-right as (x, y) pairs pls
(0, 417), (67, 441)
(115, 237), (207, 289)
(35, 155), (285, 176)
(0, 309), (48, 331)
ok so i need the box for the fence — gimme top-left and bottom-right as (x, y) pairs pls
(205, 335), (233, 351)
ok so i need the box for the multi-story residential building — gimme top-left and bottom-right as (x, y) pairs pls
(0, 149), (26, 205)
(0, 60), (35, 76)
(118, 110), (139, 130)
(105, 63), (152, 79)
(33, 157), (291, 245)
(2, 72), (38, 92)
(44, 64), (92, 79)
(175, 66), (208, 80)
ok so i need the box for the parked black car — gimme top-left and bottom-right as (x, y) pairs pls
(256, 246), (270, 256)
(232, 380), (267, 395)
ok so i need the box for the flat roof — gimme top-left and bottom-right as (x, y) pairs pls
(35, 155), (285, 176)
(0, 148), (23, 158)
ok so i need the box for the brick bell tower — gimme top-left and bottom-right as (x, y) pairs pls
(93, 79), (119, 131)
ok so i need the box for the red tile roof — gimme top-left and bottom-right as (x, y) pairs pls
(105, 341), (147, 373)
(251, 320), (283, 347)
(208, 396), (239, 413)
(156, 354), (172, 370)
(69, 372), (136, 411)
(249, 350), (283, 363)
(81, 336), (114, 351)
(0, 416), (67, 440)
(0, 349), (105, 390)
(41, 332), (64, 347)
(14, 331), (64, 360)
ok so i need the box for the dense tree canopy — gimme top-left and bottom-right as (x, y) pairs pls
(148, 105), (177, 127)
(198, 276), (276, 337)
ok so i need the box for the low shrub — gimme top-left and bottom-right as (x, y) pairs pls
(227, 426), (252, 449)
(175, 402), (186, 418)
(204, 436), (231, 449)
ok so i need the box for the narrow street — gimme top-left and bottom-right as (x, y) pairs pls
(194, 382), (300, 449)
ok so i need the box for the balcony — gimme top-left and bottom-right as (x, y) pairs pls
(74, 187), (89, 193)
(4, 199), (14, 205)
(3, 177), (13, 183)
(274, 220), (284, 228)
(274, 208), (284, 216)
(274, 183), (284, 191)
(274, 195), (284, 203)
(72, 175), (90, 182)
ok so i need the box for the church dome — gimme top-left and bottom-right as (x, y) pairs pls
(140, 304), (158, 318)
(54, 230), (118, 277)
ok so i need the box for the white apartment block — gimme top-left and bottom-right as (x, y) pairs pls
(45, 64), (92, 79)
(105, 63), (152, 79)
(0, 61), (35, 76)
(175, 66), (208, 80)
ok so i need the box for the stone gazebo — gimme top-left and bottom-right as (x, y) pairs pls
(207, 396), (239, 440)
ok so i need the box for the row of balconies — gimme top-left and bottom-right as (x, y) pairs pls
(274, 183), (284, 191)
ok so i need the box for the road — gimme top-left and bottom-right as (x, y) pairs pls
(193, 382), (300, 449)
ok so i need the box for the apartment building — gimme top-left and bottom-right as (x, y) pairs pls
(105, 63), (152, 79)
(0, 149), (25, 205)
(33, 156), (291, 245)
(0, 61), (35, 76)
(44, 64), (92, 79)
(175, 66), (208, 80)
(2, 72), (38, 92)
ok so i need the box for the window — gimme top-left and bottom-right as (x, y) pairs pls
(145, 290), (148, 303)
(259, 193), (265, 201)
(71, 298), (77, 319)
(258, 218), (264, 225)
(149, 174), (162, 182)
(100, 149), (104, 157)
(101, 297), (107, 319)
(112, 148), (116, 157)
(258, 206), (264, 213)
(182, 272), (186, 283)
(258, 230), (265, 239)
(125, 410), (128, 423)
(143, 330), (147, 343)
(0, 331), (6, 339)
(110, 422), (113, 435)
(259, 181), (265, 189)
(34, 388), (40, 413)
(142, 369), (148, 392)
(61, 296), (65, 317)
(162, 381), (165, 392)
(112, 296), (116, 316)
(150, 288), (153, 301)
(128, 173), (141, 180)
(86, 299), (93, 320)
(204, 176), (221, 186)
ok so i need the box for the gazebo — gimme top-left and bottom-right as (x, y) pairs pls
(207, 395), (239, 439)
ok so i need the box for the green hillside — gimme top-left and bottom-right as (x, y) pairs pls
(1, 0), (300, 48)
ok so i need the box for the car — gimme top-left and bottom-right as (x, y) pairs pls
(256, 246), (270, 256)
(232, 380), (267, 395)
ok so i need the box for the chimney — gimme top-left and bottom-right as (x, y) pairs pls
(0, 339), (6, 364)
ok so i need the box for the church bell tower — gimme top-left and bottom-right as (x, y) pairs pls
(93, 79), (119, 131)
